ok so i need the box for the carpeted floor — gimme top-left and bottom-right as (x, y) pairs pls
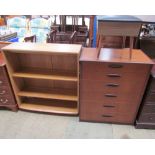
(0, 110), (155, 139)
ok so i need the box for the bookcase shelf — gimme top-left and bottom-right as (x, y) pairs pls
(17, 86), (78, 101)
(12, 67), (78, 82)
(2, 43), (81, 115)
(20, 97), (78, 115)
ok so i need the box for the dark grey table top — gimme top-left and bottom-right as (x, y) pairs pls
(97, 15), (142, 23)
(97, 15), (155, 24)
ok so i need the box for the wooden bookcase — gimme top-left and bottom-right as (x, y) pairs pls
(2, 43), (82, 115)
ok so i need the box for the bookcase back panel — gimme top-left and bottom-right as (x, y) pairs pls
(16, 53), (77, 72)
(4, 51), (21, 72)
(14, 78), (77, 93)
(21, 97), (77, 108)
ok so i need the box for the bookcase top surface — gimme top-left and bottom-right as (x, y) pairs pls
(80, 48), (154, 65)
(2, 43), (82, 54)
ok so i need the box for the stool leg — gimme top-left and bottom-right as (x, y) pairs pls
(122, 36), (126, 48)
(129, 37), (134, 59)
(98, 35), (103, 54)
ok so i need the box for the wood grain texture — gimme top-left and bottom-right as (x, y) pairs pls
(0, 53), (5, 66)
(2, 43), (80, 115)
(2, 43), (82, 54)
(98, 22), (141, 37)
(12, 67), (78, 81)
(0, 42), (17, 111)
(80, 48), (153, 124)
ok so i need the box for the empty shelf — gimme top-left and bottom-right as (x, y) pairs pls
(17, 87), (78, 101)
(20, 103), (78, 115)
(13, 68), (78, 82)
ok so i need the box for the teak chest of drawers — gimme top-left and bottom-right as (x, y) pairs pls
(79, 48), (153, 124)
(136, 62), (155, 129)
(2, 43), (82, 115)
(0, 52), (17, 111)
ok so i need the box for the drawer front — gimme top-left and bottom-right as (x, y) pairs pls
(80, 78), (145, 95)
(0, 67), (5, 79)
(81, 62), (150, 80)
(0, 85), (14, 96)
(0, 79), (8, 87)
(141, 105), (155, 114)
(0, 96), (15, 105)
(80, 100), (137, 115)
(80, 98), (137, 123)
(80, 110), (134, 124)
(145, 92), (155, 104)
(80, 89), (140, 103)
(139, 114), (155, 123)
(0, 67), (8, 80)
(149, 78), (155, 92)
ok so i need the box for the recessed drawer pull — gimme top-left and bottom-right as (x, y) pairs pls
(108, 64), (123, 68)
(107, 74), (121, 78)
(103, 105), (115, 108)
(105, 94), (117, 97)
(0, 99), (8, 104)
(106, 83), (119, 87)
(0, 90), (6, 95)
(102, 115), (113, 118)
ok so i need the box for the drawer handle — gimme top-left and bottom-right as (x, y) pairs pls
(106, 83), (119, 87)
(103, 105), (115, 108)
(149, 117), (153, 120)
(0, 81), (3, 84)
(108, 64), (123, 68)
(105, 94), (117, 97)
(0, 99), (8, 104)
(107, 74), (121, 78)
(102, 115), (113, 118)
(0, 90), (6, 95)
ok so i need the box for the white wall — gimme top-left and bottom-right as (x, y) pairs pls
(134, 15), (155, 22)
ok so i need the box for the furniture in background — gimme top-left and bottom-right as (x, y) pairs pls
(79, 48), (153, 124)
(0, 42), (17, 111)
(136, 61), (155, 129)
(2, 43), (82, 115)
(140, 37), (155, 58)
(24, 34), (36, 42)
(0, 32), (17, 42)
(48, 30), (77, 44)
(50, 16), (88, 46)
(97, 15), (142, 57)
(140, 24), (155, 58)
(29, 17), (52, 42)
(7, 16), (28, 39)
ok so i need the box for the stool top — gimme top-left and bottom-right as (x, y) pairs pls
(97, 15), (142, 23)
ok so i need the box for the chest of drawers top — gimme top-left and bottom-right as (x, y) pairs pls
(80, 48), (154, 65)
